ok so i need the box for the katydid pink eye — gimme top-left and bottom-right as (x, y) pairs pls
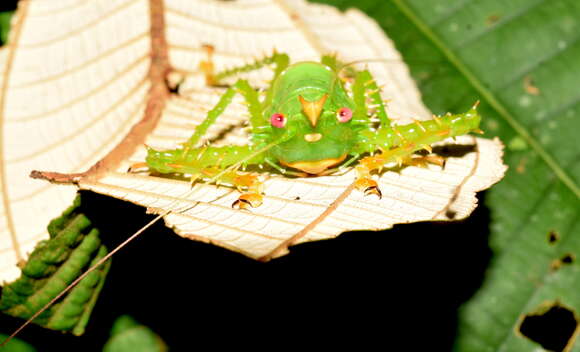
(270, 113), (286, 128)
(337, 107), (352, 123)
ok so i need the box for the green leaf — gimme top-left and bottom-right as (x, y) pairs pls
(314, 0), (580, 350)
(103, 315), (167, 352)
(0, 11), (13, 45)
(0, 194), (110, 336)
(0, 334), (36, 352)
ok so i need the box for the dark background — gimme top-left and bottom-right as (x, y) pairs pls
(0, 3), (15, 13)
(0, 190), (492, 351)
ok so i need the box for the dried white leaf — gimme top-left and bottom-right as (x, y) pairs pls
(0, 0), (506, 282)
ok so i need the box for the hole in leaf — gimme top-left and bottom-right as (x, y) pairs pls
(486, 14), (501, 26)
(166, 78), (181, 94)
(561, 253), (575, 264)
(519, 303), (578, 352)
(548, 230), (559, 245)
(551, 253), (575, 271)
(445, 209), (457, 219)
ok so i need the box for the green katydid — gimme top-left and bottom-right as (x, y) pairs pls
(144, 47), (482, 208)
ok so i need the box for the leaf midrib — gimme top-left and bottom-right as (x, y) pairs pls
(0, 1), (28, 263)
(391, 0), (580, 199)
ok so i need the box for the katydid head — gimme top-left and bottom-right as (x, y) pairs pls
(267, 90), (358, 174)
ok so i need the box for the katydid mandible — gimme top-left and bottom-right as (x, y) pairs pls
(145, 47), (483, 207)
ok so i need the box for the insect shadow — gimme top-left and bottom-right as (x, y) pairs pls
(432, 144), (477, 158)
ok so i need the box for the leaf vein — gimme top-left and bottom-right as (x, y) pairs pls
(165, 6), (292, 33)
(431, 0), (477, 27)
(494, 25), (580, 91)
(12, 32), (149, 89)
(8, 54), (149, 122)
(0, 0), (30, 263)
(392, 0), (580, 198)
(7, 76), (148, 163)
(19, 0), (141, 48)
(26, 0), (91, 17)
(453, 0), (545, 49)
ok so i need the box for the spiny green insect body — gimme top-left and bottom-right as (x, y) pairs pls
(267, 62), (356, 166)
(146, 50), (482, 208)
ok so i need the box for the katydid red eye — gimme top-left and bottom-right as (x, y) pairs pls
(337, 107), (352, 122)
(270, 113), (286, 128)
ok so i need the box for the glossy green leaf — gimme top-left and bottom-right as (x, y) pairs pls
(0, 195), (110, 336)
(0, 334), (36, 352)
(103, 315), (167, 352)
(315, 0), (580, 350)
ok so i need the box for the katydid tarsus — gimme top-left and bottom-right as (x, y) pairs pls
(1, 46), (483, 345)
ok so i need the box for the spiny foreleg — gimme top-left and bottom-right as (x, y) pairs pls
(321, 54), (339, 71)
(351, 70), (390, 128)
(353, 103), (482, 197)
(183, 79), (263, 150)
(146, 145), (267, 209)
(321, 54), (359, 82)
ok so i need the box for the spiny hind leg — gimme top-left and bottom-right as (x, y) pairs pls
(354, 101), (483, 179)
(200, 44), (289, 86)
(199, 44), (218, 86)
(196, 45), (286, 134)
(134, 102), (255, 174)
(401, 154), (446, 168)
(152, 68), (275, 192)
(353, 104), (483, 198)
(182, 78), (264, 151)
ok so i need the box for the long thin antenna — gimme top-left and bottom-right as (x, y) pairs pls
(338, 58), (400, 74)
(0, 134), (292, 347)
(0, 211), (168, 347)
(337, 57), (438, 78)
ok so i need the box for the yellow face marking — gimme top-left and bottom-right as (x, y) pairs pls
(298, 94), (328, 127)
(304, 133), (322, 142)
(280, 154), (347, 175)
